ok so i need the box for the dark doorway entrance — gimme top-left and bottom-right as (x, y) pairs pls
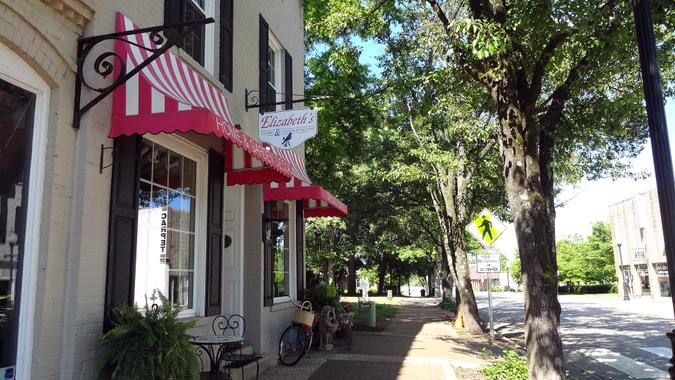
(0, 78), (35, 373)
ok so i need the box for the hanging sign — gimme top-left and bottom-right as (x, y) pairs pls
(259, 109), (318, 149)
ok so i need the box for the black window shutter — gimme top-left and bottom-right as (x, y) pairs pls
(164, 0), (181, 39)
(263, 202), (273, 306)
(259, 15), (270, 113)
(206, 150), (224, 316)
(104, 135), (141, 332)
(219, 0), (233, 91)
(284, 51), (293, 110)
(296, 201), (305, 300)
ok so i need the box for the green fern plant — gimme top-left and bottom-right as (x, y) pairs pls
(99, 291), (199, 380)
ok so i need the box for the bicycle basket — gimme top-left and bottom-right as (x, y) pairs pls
(293, 309), (315, 327)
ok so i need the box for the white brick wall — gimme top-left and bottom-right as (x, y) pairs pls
(0, 0), (306, 378)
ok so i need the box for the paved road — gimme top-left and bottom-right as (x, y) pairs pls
(476, 292), (675, 379)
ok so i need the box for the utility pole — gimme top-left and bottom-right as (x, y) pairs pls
(630, 0), (675, 377)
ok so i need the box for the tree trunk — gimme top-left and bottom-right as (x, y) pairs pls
(449, 234), (482, 334)
(498, 91), (565, 378)
(348, 257), (357, 295)
(431, 180), (483, 334)
(327, 258), (335, 285)
(438, 246), (455, 300)
(377, 259), (387, 294)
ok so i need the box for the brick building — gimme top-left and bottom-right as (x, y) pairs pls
(608, 190), (670, 299)
(0, 1), (346, 378)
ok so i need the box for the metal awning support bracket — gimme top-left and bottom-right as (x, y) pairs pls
(245, 88), (329, 112)
(73, 17), (215, 129)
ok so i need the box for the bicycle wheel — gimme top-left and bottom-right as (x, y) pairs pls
(345, 325), (353, 351)
(304, 325), (314, 354)
(279, 324), (306, 366)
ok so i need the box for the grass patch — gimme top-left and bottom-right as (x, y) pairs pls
(349, 301), (398, 326)
(483, 350), (528, 380)
(438, 298), (456, 312)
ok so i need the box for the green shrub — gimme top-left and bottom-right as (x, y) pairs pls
(305, 283), (341, 311)
(483, 350), (528, 380)
(100, 291), (199, 380)
(608, 283), (618, 293)
(558, 283), (613, 294)
(490, 284), (503, 292)
(368, 288), (379, 297)
(438, 298), (456, 312)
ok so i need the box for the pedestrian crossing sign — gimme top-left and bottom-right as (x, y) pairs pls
(466, 209), (506, 247)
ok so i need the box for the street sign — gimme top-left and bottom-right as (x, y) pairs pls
(466, 209), (506, 247)
(477, 253), (501, 273)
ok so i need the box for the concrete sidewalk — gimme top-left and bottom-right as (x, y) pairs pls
(261, 297), (500, 380)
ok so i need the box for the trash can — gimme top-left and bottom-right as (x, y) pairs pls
(421, 289), (426, 297)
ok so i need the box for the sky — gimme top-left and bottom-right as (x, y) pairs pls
(354, 37), (675, 245)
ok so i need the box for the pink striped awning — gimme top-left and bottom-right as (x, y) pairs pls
(110, 13), (291, 184)
(263, 148), (348, 218)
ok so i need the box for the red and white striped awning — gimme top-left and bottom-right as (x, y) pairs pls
(263, 147), (348, 218)
(110, 13), (291, 184)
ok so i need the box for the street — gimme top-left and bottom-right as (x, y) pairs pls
(476, 292), (675, 379)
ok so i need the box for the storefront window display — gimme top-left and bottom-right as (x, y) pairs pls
(134, 139), (198, 310)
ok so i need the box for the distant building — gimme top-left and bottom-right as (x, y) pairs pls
(608, 190), (670, 298)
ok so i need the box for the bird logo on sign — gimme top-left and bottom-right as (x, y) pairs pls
(282, 133), (292, 147)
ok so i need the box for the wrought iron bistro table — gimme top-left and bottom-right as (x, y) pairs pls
(189, 335), (244, 376)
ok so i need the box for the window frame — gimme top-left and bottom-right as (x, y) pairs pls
(165, 0), (215, 73)
(267, 33), (284, 112)
(137, 133), (208, 318)
(264, 200), (296, 304)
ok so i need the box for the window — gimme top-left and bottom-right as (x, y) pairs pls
(267, 34), (283, 112)
(264, 201), (295, 303)
(165, 0), (208, 65)
(134, 138), (203, 312)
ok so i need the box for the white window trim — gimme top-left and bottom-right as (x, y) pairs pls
(202, 0), (215, 74)
(268, 32), (284, 111)
(273, 201), (296, 304)
(0, 42), (50, 380)
(141, 133), (208, 318)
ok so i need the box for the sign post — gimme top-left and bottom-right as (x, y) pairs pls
(477, 251), (501, 338)
(467, 209), (506, 338)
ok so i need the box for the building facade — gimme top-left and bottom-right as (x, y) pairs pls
(608, 190), (670, 299)
(0, 1), (345, 378)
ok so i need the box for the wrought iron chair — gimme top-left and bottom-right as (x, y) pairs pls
(209, 314), (260, 380)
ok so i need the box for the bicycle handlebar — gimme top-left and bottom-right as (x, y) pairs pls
(289, 298), (313, 312)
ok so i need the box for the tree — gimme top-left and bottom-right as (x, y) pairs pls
(557, 222), (616, 285)
(423, 1), (674, 376)
(509, 257), (522, 285)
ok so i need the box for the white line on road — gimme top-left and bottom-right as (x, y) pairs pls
(641, 347), (672, 359)
(579, 348), (668, 379)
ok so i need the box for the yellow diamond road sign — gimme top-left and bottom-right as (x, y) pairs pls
(466, 209), (506, 247)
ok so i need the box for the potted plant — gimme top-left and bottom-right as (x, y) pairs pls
(99, 291), (199, 380)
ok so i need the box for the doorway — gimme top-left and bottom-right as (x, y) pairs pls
(0, 78), (35, 375)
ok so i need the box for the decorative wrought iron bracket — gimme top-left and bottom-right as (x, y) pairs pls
(73, 17), (215, 129)
(245, 88), (329, 112)
(99, 144), (115, 174)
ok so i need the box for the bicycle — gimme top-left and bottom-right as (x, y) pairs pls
(278, 299), (316, 366)
(337, 312), (354, 351)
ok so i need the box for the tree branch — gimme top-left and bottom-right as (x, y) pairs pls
(528, 31), (571, 110)
(426, 0), (485, 83)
